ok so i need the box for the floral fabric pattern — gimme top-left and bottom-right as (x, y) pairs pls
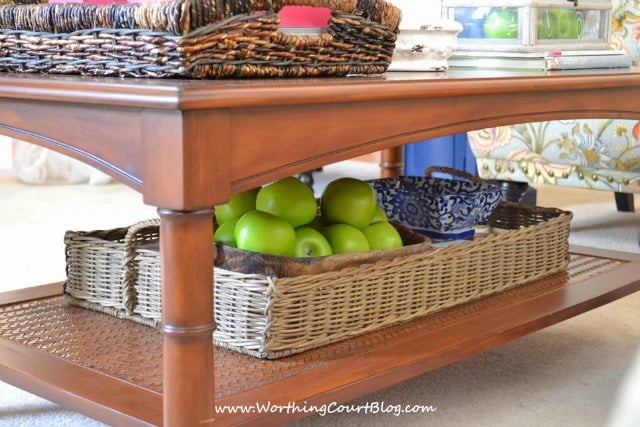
(469, 0), (640, 194)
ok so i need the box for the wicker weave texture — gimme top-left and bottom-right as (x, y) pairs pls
(0, 0), (402, 34)
(64, 219), (160, 318)
(63, 202), (572, 359)
(0, 0), (401, 78)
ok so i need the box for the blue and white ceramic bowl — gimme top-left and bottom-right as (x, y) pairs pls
(368, 175), (504, 240)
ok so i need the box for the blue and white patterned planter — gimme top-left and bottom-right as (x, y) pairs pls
(369, 175), (503, 240)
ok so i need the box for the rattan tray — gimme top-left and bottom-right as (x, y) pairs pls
(0, 0), (401, 78)
(64, 202), (572, 359)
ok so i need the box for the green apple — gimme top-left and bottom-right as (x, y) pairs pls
(537, 9), (555, 39)
(362, 221), (403, 251)
(537, 9), (581, 40)
(256, 176), (317, 228)
(320, 177), (377, 229)
(483, 8), (518, 39)
(234, 210), (296, 256)
(370, 206), (388, 224)
(294, 227), (333, 257)
(215, 187), (260, 225)
(213, 218), (237, 247)
(322, 223), (370, 254)
(556, 9), (581, 39)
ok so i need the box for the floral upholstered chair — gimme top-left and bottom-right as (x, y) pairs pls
(467, 0), (640, 211)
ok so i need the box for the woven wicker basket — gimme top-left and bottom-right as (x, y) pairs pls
(64, 202), (572, 359)
(0, 0), (401, 78)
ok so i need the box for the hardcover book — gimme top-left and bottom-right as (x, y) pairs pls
(448, 49), (631, 71)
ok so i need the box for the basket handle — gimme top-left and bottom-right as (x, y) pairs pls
(225, 0), (401, 29)
(122, 218), (161, 314)
(424, 166), (483, 184)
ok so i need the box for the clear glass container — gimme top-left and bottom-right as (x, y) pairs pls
(442, 0), (612, 52)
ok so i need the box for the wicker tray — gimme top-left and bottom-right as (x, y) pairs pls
(64, 202), (572, 359)
(0, 0), (401, 78)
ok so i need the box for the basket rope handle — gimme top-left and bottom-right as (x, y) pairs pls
(122, 218), (161, 314)
(424, 166), (483, 184)
(221, 0), (401, 29)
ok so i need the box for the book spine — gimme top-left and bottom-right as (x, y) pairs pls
(546, 55), (631, 71)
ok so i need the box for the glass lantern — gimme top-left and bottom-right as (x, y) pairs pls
(442, 0), (612, 52)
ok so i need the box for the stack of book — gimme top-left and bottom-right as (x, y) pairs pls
(448, 49), (631, 71)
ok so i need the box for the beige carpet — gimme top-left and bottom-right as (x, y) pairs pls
(1, 161), (639, 426)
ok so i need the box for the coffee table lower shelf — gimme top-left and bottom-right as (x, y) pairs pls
(1, 246), (639, 426)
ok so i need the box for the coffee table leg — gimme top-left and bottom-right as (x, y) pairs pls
(158, 208), (216, 426)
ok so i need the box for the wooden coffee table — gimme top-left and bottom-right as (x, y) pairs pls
(1, 69), (640, 426)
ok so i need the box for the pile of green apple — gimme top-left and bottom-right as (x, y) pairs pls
(213, 176), (403, 257)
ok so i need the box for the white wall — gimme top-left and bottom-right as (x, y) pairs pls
(392, 0), (443, 29)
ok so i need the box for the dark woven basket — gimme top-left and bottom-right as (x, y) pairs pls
(0, 0), (401, 78)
